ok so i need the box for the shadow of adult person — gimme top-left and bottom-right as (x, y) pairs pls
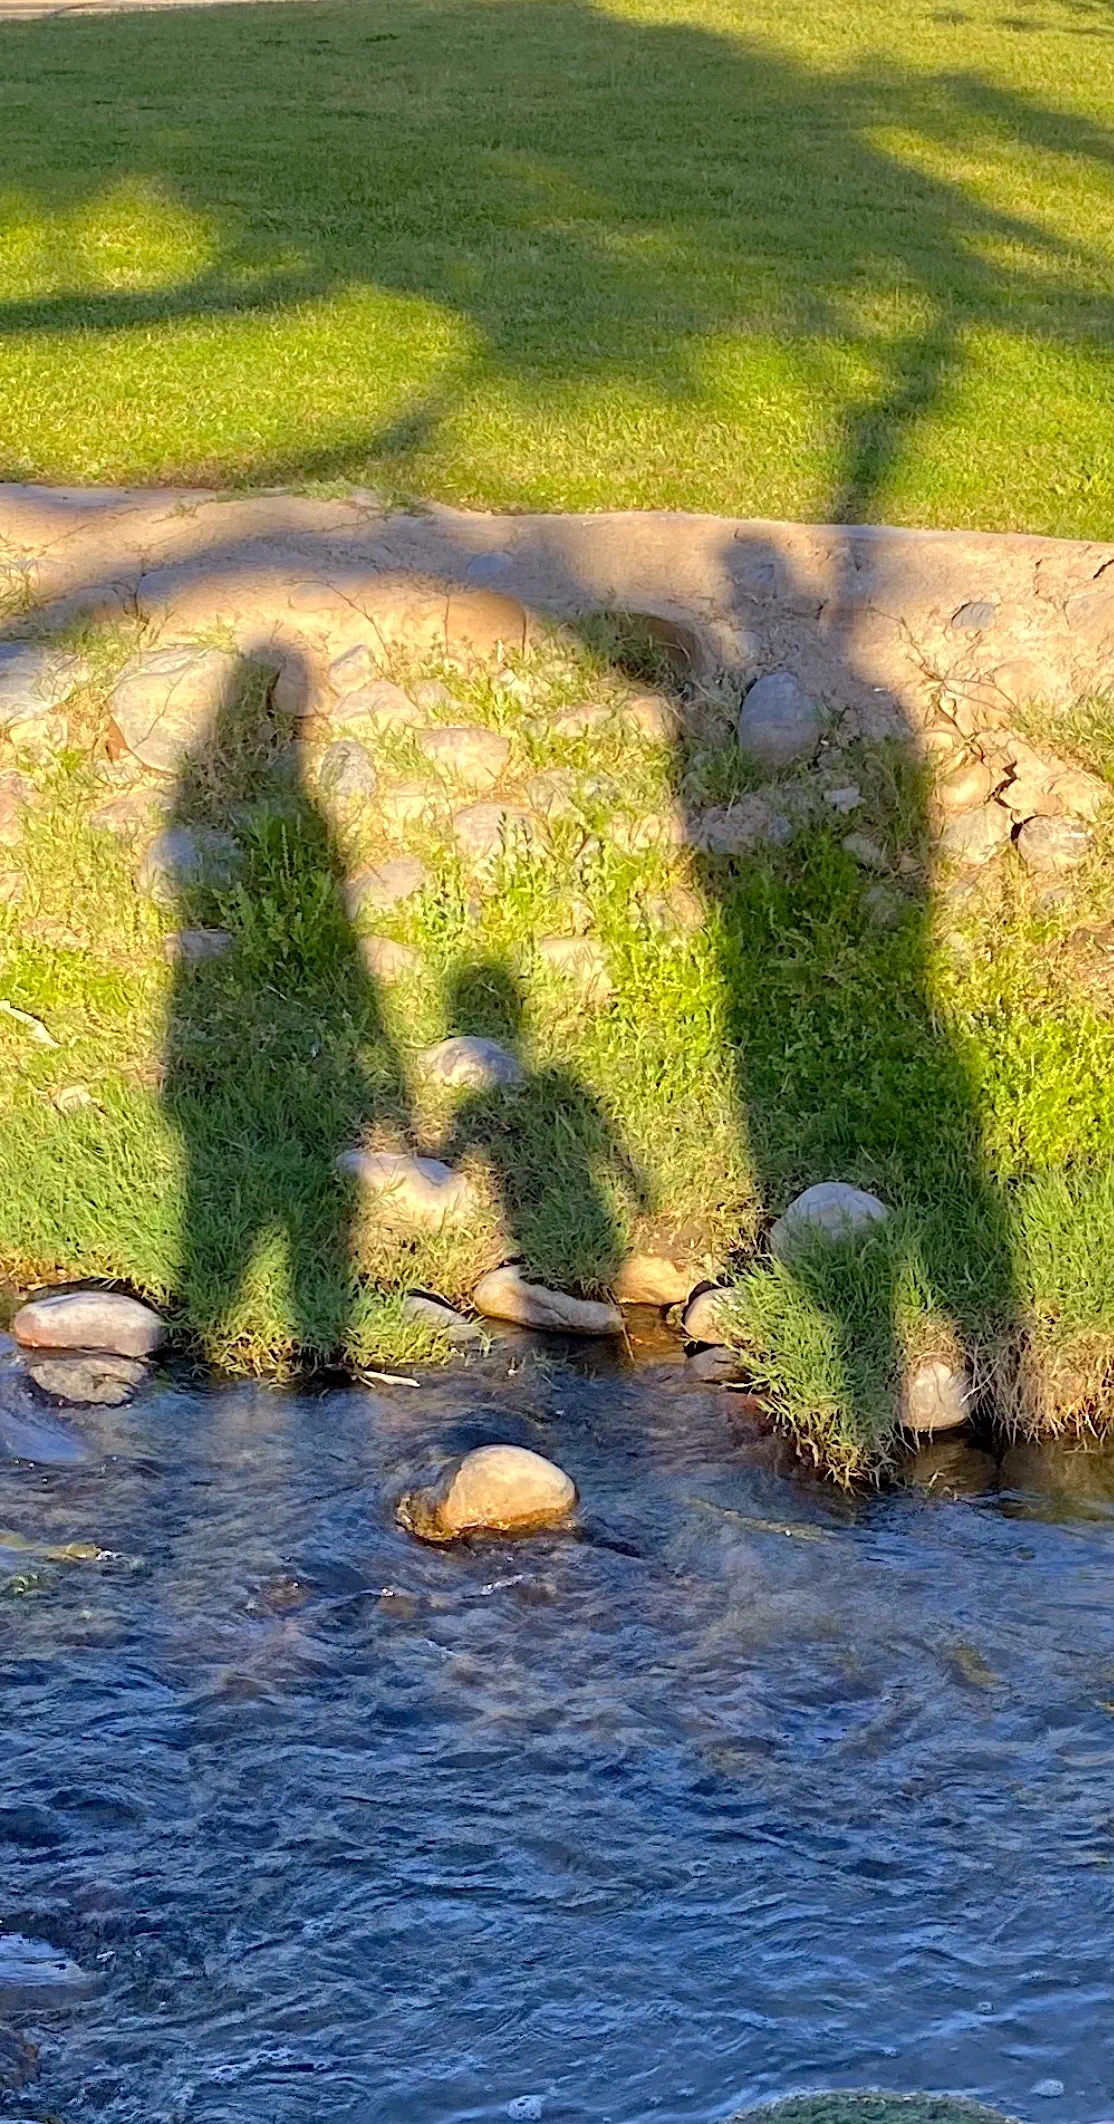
(640, 543), (1020, 1478)
(160, 645), (409, 1370)
(438, 959), (652, 1295)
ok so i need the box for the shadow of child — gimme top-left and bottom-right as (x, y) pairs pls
(440, 960), (652, 1293)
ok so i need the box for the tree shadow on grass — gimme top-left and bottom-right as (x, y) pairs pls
(3, 0), (1114, 519)
(161, 646), (408, 1368)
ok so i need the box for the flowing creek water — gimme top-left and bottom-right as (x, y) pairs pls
(2, 1335), (1114, 2124)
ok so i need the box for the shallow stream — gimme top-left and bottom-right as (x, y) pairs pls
(3, 1338), (1114, 2124)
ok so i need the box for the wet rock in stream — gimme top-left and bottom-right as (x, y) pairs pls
(24, 1351), (148, 1407)
(0, 1397), (92, 1466)
(399, 1444), (578, 1543)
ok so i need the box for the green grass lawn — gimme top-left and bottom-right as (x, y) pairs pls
(1, 0), (1114, 530)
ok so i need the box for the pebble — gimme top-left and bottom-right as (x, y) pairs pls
(769, 1182), (889, 1259)
(401, 1293), (486, 1345)
(317, 738), (377, 805)
(337, 1148), (477, 1230)
(418, 1036), (525, 1090)
(13, 1289), (166, 1357)
(137, 826), (240, 903)
(681, 1286), (732, 1342)
(1016, 815), (1093, 874)
(452, 800), (534, 865)
(416, 725), (510, 790)
(0, 643), (88, 723)
(613, 1253), (692, 1306)
(110, 645), (242, 774)
(901, 1356), (972, 1434)
(334, 680), (423, 731)
(358, 936), (422, 982)
(939, 804), (1013, 866)
(737, 671), (821, 769)
(473, 1264), (624, 1335)
(344, 857), (429, 917)
(1032, 2083), (1065, 2101)
(25, 1351), (148, 1406)
(162, 927), (234, 963)
(399, 1443), (577, 1543)
(535, 936), (614, 1003)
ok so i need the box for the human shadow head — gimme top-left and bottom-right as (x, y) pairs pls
(443, 957), (525, 1051)
(161, 644), (407, 1369)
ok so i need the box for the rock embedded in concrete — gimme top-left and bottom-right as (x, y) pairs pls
(453, 800), (534, 865)
(901, 1356), (972, 1434)
(8, 705), (68, 759)
(110, 645), (244, 774)
(682, 1286), (732, 1342)
(399, 1442), (576, 1543)
(318, 738), (378, 805)
(418, 1035), (525, 1090)
(137, 825), (240, 903)
(0, 643), (88, 724)
(639, 885), (706, 935)
(26, 1350), (149, 1406)
(416, 725), (510, 790)
(936, 756), (995, 811)
(379, 780), (438, 829)
(334, 679), (424, 732)
(338, 1148), (476, 1230)
(344, 856), (429, 917)
(695, 793), (793, 856)
(0, 771), (28, 847)
(1016, 814), (1093, 874)
(551, 702), (614, 737)
(622, 691), (681, 742)
(613, 806), (687, 853)
(939, 803), (1013, 866)
(737, 672), (821, 769)
(327, 644), (378, 696)
(770, 1181), (889, 1259)
(401, 1293), (486, 1345)
(443, 588), (528, 659)
(358, 935), (422, 981)
(14, 1289), (166, 1357)
(614, 1253), (693, 1306)
(535, 936), (614, 1003)
(842, 830), (888, 871)
(90, 786), (166, 837)
(951, 599), (997, 632)
(473, 1264), (624, 1335)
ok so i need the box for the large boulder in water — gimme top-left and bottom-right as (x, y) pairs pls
(398, 1444), (577, 1543)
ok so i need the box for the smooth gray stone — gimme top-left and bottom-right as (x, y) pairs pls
(418, 1036), (524, 1090)
(13, 1289), (165, 1356)
(737, 671), (821, 769)
(137, 826), (240, 903)
(0, 643), (88, 723)
(318, 738), (377, 805)
(402, 1294), (486, 1345)
(25, 1351), (148, 1406)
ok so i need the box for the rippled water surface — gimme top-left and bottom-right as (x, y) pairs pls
(3, 1343), (1114, 2124)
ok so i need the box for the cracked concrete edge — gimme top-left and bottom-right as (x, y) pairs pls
(2, 484), (1113, 736)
